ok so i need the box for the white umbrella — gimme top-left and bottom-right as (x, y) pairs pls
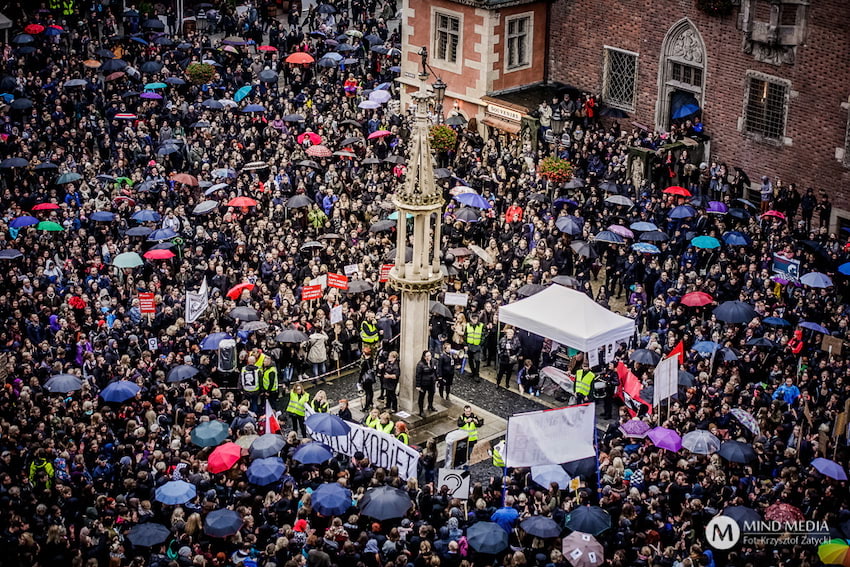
(531, 464), (571, 489)
(681, 430), (721, 455)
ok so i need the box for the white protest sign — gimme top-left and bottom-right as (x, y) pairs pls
(148, 338), (158, 352)
(587, 348), (599, 368)
(330, 305), (344, 325)
(305, 405), (419, 479)
(437, 468), (471, 499)
(653, 354), (679, 406)
(444, 292), (468, 306)
(504, 403), (596, 468)
(344, 264), (360, 276)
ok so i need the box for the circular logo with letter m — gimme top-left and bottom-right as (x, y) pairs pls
(705, 516), (741, 550)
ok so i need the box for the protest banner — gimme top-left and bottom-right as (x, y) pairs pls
(379, 264), (393, 282)
(504, 403), (596, 468)
(327, 272), (349, 290)
(139, 292), (156, 314)
(653, 355), (678, 407)
(330, 305), (344, 325)
(302, 285), (323, 301)
(772, 253), (800, 280)
(444, 292), (468, 307)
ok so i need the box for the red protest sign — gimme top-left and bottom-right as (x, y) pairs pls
(327, 272), (349, 290)
(379, 264), (394, 283)
(302, 285), (323, 301)
(139, 292), (156, 314)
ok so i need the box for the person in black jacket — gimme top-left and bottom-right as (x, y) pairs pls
(437, 342), (455, 400)
(415, 350), (437, 416)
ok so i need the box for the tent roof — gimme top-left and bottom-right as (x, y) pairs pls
(498, 285), (635, 352)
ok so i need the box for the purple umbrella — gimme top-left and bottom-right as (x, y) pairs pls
(141, 92), (163, 99)
(607, 224), (634, 239)
(707, 201), (728, 214)
(648, 426), (682, 452)
(619, 419), (651, 438)
(811, 457), (848, 480)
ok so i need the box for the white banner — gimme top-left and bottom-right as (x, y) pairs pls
(504, 403), (596, 468)
(185, 277), (209, 324)
(653, 355), (679, 407)
(305, 406), (419, 479)
(330, 305), (344, 325)
(444, 292), (468, 306)
(437, 468), (471, 499)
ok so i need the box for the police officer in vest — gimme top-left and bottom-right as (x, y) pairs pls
(360, 311), (380, 352)
(261, 356), (279, 408)
(240, 355), (261, 413)
(457, 405), (483, 463)
(465, 313), (485, 381)
(574, 359), (596, 403)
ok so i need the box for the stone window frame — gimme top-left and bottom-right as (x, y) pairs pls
(602, 46), (639, 112)
(741, 70), (791, 146)
(431, 7), (464, 74)
(504, 12), (534, 74)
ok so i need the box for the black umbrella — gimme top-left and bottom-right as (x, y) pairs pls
(11, 34), (34, 45)
(0, 157), (28, 168)
(370, 220), (396, 232)
(44, 373), (83, 393)
(556, 216), (583, 235)
(140, 61), (163, 73)
(300, 240), (324, 251)
(282, 114), (304, 122)
(678, 370), (695, 387)
(552, 275), (580, 288)
(722, 506), (761, 528)
(386, 247), (413, 262)
(445, 114), (467, 126)
(362, 157), (381, 165)
(0, 249), (23, 260)
(201, 99), (224, 110)
(517, 283), (546, 297)
(359, 485), (412, 520)
(258, 69), (278, 83)
(250, 433), (286, 459)
(347, 280), (374, 293)
(340, 119), (363, 128)
(570, 240), (598, 259)
(562, 457), (597, 480)
(454, 207), (480, 223)
(285, 194), (314, 208)
(101, 59), (128, 73)
(275, 329), (309, 343)
(143, 18), (166, 30)
(718, 440), (756, 463)
(746, 337), (775, 347)
(229, 306), (260, 321)
(297, 159), (321, 169)
(126, 522), (171, 547)
(204, 509), (243, 537)
(467, 521), (510, 554)
(167, 364), (199, 383)
(630, 348), (661, 365)
(96, 48), (116, 58)
(713, 301), (756, 324)
(10, 98), (32, 110)
(520, 516), (561, 538)
(639, 230), (669, 242)
(565, 506), (611, 535)
(318, 3), (337, 13)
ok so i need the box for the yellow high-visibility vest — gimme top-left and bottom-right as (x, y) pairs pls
(466, 323), (484, 346)
(376, 421), (393, 434)
(460, 420), (479, 442)
(286, 391), (310, 416)
(575, 369), (595, 396)
(360, 321), (379, 343)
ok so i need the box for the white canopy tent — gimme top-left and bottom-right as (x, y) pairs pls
(499, 285), (635, 352)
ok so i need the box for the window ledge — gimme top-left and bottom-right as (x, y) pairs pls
(744, 132), (786, 147)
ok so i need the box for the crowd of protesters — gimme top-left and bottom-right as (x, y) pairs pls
(0, 1), (848, 567)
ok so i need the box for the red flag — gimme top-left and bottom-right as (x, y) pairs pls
(264, 399), (281, 434)
(666, 340), (684, 364)
(616, 362), (652, 417)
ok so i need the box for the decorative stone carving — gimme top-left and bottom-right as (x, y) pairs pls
(668, 29), (704, 64)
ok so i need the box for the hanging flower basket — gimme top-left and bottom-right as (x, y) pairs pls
(429, 124), (458, 153)
(186, 62), (216, 85)
(537, 156), (574, 184)
(696, 0), (734, 16)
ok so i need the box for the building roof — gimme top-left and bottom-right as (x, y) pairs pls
(485, 82), (581, 113)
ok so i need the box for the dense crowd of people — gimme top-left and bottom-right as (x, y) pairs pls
(0, 1), (848, 567)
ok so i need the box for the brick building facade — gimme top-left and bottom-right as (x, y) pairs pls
(548, 0), (850, 225)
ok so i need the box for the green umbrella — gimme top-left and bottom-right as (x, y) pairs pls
(112, 251), (143, 268)
(115, 176), (134, 185)
(36, 221), (63, 231)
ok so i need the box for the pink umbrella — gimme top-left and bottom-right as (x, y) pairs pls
(144, 249), (175, 260)
(297, 132), (323, 145)
(761, 210), (786, 221)
(607, 224), (634, 239)
(619, 419), (651, 438)
(648, 427), (682, 452)
(306, 145), (332, 158)
(368, 130), (392, 140)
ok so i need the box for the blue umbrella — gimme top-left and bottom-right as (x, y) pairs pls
(242, 104), (266, 113)
(595, 230), (624, 244)
(691, 235), (720, 249)
(204, 509), (243, 537)
(692, 341), (721, 355)
(722, 231), (751, 246)
(671, 91), (700, 120)
(292, 442), (334, 464)
(811, 457), (848, 481)
(200, 332), (232, 350)
(126, 523), (171, 547)
(147, 228), (178, 241)
(0, 249), (22, 259)
(800, 272), (833, 288)
(632, 242), (660, 254)
(126, 226), (153, 237)
(306, 413), (352, 436)
(90, 211), (116, 222)
(839, 262), (850, 276)
(630, 221), (657, 232)
(247, 457), (286, 485)
(531, 464), (572, 489)
(131, 209), (161, 222)
(763, 317), (790, 326)
(800, 321), (830, 334)
(668, 205), (696, 219)
(454, 192), (492, 209)
(100, 380), (141, 402)
(554, 197), (580, 209)
(155, 480), (196, 504)
(323, 52), (344, 62)
(234, 85), (252, 102)
(312, 483), (353, 516)
(467, 522), (509, 554)
(556, 216), (583, 235)
(44, 373), (83, 393)
(10, 215), (39, 228)
(144, 82), (167, 90)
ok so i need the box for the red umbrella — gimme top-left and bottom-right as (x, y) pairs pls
(681, 291), (714, 307)
(306, 145), (332, 158)
(32, 203), (60, 211)
(286, 52), (315, 64)
(368, 130), (393, 140)
(227, 196), (258, 207)
(173, 173), (199, 186)
(113, 113), (137, 120)
(764, 502), (804, 524)
(144, 249), (175, 260)
(226, 282), (255, 300)
(257, 45), (278, 52)
(25, 24), (45, 34)
(663, 186), (691, 197)
(297, 132), (323, 145)
(762, 210), (786, 221)
(106, 72), (126, 82)
(113, 196), (136, 206)
(207, 442), (242, 473)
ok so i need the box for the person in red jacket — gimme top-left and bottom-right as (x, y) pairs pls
(505, 201), (523, 223)
(788, 329), (804, 355)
